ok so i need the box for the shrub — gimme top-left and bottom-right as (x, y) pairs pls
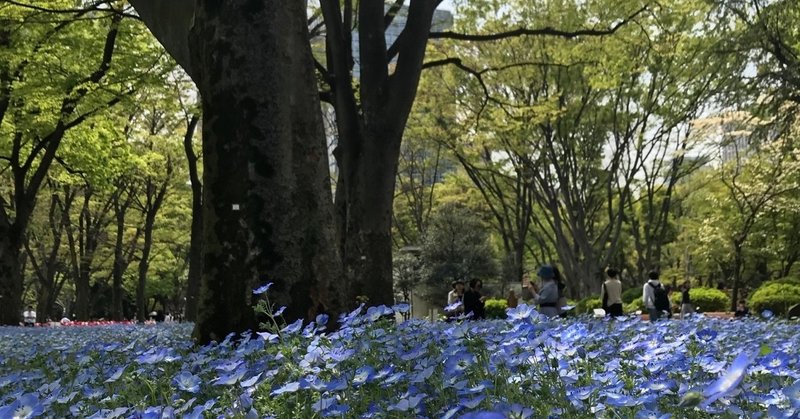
(689, 287), (730, 312)
(575, 296), (602, 314)
(626, 297), (644, 313)
(758, 277), (800, 288)
(749, 283), (800, 316)
(622, 287), (641, 304)
(484, 298), (508, 319)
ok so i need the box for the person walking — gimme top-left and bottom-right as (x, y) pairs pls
(532, 265), (560, 318)
(23, 305), (36, 327)
(643, 271), (669, 321)
(680, 282), (694, 319)
(600, 268), (624, 317)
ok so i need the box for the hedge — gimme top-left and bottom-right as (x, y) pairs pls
(749, 283), (800, 316)
(485, 298), (508, 319)
(622, 287), (641, 304)
(688, 287), (730, 312)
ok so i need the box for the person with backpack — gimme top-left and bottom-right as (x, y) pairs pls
(643, 271), (669, 321)
(601, 268), (623, 317)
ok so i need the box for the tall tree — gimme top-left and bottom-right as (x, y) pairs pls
(433, 0), (724, 296)
(127, 0), (647, 338)
(129, 0), (344, 343)
(0, 2), (161, 324)
(23, 180), (74, 322)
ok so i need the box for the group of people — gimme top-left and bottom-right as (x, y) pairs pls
(600, 269), (697, 320)
(446, 279), (488, 320)
(605, 269), (750, 320)
(445, 264), (569, 320)
(447, 266), (753, 322)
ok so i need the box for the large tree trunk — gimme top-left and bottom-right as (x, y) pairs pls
(321, 1), (439, 309)
(188, 0), (343, 344)
(183, 115), (202, 322)
(337, 130), (402, 308)
(0, 233), (23, 325)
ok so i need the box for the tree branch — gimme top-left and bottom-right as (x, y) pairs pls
(429, 5), (648, 42)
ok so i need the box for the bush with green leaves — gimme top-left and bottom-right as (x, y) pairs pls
(758, 277), (800, 288)
(484, 298), (508, 319)
(622, 287), (641, 304)
(575, 296), (602, 314)
(689, 287), (731, 312)
(626, 297), (644, 313)
(749, 283), (800, 316)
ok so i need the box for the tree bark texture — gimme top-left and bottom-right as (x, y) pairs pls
(187, 0), (342, 343)
(322, 1), (439, 308)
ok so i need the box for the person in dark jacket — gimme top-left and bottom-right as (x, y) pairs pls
(463, 279), (486, 320)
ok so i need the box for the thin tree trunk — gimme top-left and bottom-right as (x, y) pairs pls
(136, 215), (156, 322)
(112, 196), (128, 321)
(183, 114), (202, 321)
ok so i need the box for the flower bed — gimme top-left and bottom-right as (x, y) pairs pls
(0, 304), (799, 418)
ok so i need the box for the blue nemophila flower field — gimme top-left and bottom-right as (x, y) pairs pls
(1, 303), (799, 418)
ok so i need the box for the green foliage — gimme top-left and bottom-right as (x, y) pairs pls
(484, 298), (507, 319)
(421, 203), (497, 285)
(689, 287), (731, 312)
(622, 287), (641, 304)
(749, 283), (800, 316)
(626, 297), (644, 314)
(575, 296), (602, 314)
(393, 252), (426, 301)
(759, 277), (800, 287)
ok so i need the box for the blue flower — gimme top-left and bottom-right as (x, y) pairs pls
(312, 397), (337, 412)
(240, 373), (262, 388)
(392, 303), (411, 313)
(104, 366), (126, 383)
(761, 351), (792, 370)
(461, 394), (486, 409)
(281, 319), (304, 335)
(388, 394), (425, 412)
(253, 283), (273, 295)
(702, 351), (754, 406)
(12, 394), (44, 419)
(173, 371), (201, 393)
(761, 309), (774, 319)
(445, 351), (476, 377)
(696, 328), (718, 342)
(324, 376), (348, 392)
(271, 381), (301, 396)
(604, 392), (639, 407)
(783, 378), (800, 408)
(458, 411), (506, 419)
(352, 366), (376, 386)
(506, 304), (537, 321)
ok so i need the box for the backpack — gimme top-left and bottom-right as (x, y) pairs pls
(649, 283), (670, 311)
